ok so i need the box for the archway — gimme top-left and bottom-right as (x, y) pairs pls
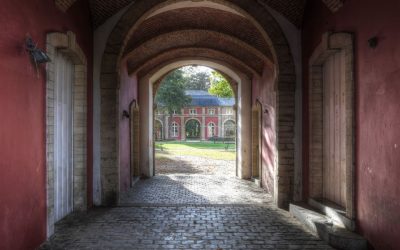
(223, 120), (236, 138)
(99, 0), (297, 209)
(140, 60), (246, 178)
(185, 119), (201, 140)
(154, 119), (163, 141)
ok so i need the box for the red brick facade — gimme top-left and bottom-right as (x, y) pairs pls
(155, 106), (236, 141)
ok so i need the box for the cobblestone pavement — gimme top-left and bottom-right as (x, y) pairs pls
(41, 205), (332, 250)
(119, 174), (271, 206)
(41, 154), (332, 249)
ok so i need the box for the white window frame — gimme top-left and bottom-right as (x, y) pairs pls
(189, 109), (197, 115)
(171, 122), (179, 137)
(208, 108), (215, 115)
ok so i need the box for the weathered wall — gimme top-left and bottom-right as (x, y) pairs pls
(0, 0), (93, 249)
(302, 1), (400, 248)
(119, 63), (137, 192)
(252, 65), (276, 194)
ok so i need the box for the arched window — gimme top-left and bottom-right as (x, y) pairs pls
(171, 122), (179, 137)
(208, 122), (216, 137)
(224, 120), (236, 138)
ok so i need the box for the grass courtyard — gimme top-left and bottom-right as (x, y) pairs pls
(155, 141), (236, 161)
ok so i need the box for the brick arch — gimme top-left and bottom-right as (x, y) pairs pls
(100, 0), (296, 208)
(124, 29), (270, 75)
(135, 48), (257, 79)
(123, 7), (273, 60)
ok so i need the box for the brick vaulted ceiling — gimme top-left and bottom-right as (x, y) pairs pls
(88, 0), (307, 28)
(123, 7), (273, 76)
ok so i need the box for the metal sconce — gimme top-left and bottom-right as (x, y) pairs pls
(368, 36), (378, 49)
(122, 110), (130, 119)
(25, 36), (51, 64)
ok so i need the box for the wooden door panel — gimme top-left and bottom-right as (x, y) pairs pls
(54, 52), (74, 222)
(322, 51), (346, 208)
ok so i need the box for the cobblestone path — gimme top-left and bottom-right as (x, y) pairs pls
(41, 154), (332, 249)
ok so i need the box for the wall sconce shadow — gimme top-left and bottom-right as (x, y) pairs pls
(25, 36), (51, 64)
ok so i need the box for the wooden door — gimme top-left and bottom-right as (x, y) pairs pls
(252, 103), (262, 180)
(130, 103), (140, 181)
(322, 50), (347, 208)
(54, 51), (74, 222)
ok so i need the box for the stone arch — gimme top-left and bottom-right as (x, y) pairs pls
(139, 58), (250, 181)
(45, 31), (87, 236)
(185, 118), (201, 126)
(100, 0), (296, 208)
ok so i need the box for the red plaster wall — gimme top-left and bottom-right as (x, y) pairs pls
(0, 0), (93, 249)
(302, 1), (400, 248)
(119, 66), (138, 192)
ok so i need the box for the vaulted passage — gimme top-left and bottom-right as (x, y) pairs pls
(99, 0), (297, 211)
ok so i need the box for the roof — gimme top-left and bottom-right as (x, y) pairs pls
(185, 90), (235, 107)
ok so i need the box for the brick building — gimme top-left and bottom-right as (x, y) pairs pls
(155, 90), (236, 141)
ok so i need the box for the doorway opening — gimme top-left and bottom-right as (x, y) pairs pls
(252, 101), (263, 187)
(153, 65), (237, 176)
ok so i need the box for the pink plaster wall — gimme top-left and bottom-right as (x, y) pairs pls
(119, 65), (138, 192)
(302, 1), (400, 248)
(252, 66), (276, 194)
(0, 0), (93, 249)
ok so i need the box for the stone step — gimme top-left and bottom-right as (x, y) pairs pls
(309, 198), (355, 231)
(290, 203), (367, 250)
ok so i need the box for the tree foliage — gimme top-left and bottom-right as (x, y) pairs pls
(208, 71), (234, 98)
(182, 66), (211, 90)
(155, 69), (191, 115)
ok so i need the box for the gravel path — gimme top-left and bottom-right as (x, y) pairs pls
(155, 153), (236, 176)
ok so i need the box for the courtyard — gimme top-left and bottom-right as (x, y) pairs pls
(154, 141), (236, 175)
(40, 142), (331, 249)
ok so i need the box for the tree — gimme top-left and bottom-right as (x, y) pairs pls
(182, 66), (211, 90)
(155, 69), (191, 115)
(208, 71), (234, 98)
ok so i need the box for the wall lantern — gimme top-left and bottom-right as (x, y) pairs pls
(25, 36), (51, 64)
(122, 110), (130, 119)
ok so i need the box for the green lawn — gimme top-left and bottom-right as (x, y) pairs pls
(155, 141), (236, 160)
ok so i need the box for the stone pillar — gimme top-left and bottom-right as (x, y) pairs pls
(237, 77), (252, 179)
(180, 116), (185, 141)
(164, 115), (169, 140)
(201, 108), (206, 140)
(139, 77), (153, 177)
(218, 107), (222, 137)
